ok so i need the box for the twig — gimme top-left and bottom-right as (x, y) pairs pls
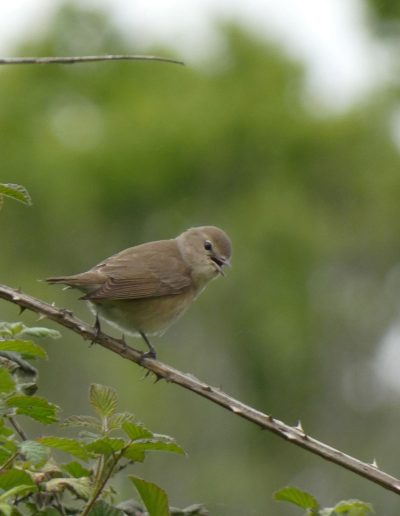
(0, 283), (400, 495)
(7, 415), (27, 441)
(0, 55), (184, 66)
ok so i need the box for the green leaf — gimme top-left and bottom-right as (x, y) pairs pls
(129, 439), (185, 456)
(273, 486), (319, 510)
(332, 499), (374, 515)
(32, 509), (60, 516)
(0, 184), (32, 206)
(0, 340), (47, 359)
(45, 476), (91, 499)
(88, 500), (125, 516)
(0, 368), (16, 393)
(89, 384), (118, 419)
(121, 444), (145, 463)
(108, 412), (136, 431)
(19, 327), (61, 340)
(170, 504), (208, 515)
(0, 468), (35, 490)
(122, 421), (153, 441)
(61, 460), (92, 478)
(39, 437), (90, 461)
(0, 484), (37, 502)
(86, 437), (125, 456)
(19, 440), (49, 466)
(63, 415), (102, 432)
(129, 476), (169, 516)
(7, 395), (59, 424)
(0, 503), (13, 516)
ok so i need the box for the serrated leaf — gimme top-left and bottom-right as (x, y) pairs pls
(129, 476), (169, 516)
(88, 500), (125, 516)
(0, 469), (35, 490)
(108, 412), (136, 431)
(0, 184), (31, 206)
(0, 368), (16, 393)
(62, 461), (91, 478)
(333, 499), (374, 515)
(19, 440), (49, 466)
(46, 476), (91, 499)
(89, 384), (118, 419)
(39, 437), (90, 461)
(0, 483), (37, 502)
(32, 509), (60, 516)
(7, 395), (59, 424)
(63, 415), (102, 432)
(122, 421), (153, 441)
(170, 504), (208, 515)
(274, 486), (319, 510)
(121, 444), (145, 463)
(0, 446), (15, 466)
(86, 437), (125, 456)
(0, 340), (47, 359)
(20, 327), (61, 340)
(130, 439), (185, 456)
(0, 503), (13, 516)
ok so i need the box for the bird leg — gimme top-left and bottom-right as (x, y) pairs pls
(90, 313), (102, 346)
(139, 331), (157, 360)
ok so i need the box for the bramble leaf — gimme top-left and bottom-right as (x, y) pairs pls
(274, 486), (319, 511)
(0, 339), (47, 359)
(122, 421), (153, 441)
(130, 438), (185, 456)
(20, 440), (49, 466)
(88, 500), (125, 516)
(0, 183), (32, 206)
(63, 415), (102, 432)
(0, 469), (35, 490)
(39, 436), (90, 461)
(330, 499), (374, 515)
(0, 368), (16, 393)
(89, 384), (118, 419)
(86, 437), (125, 456)
(7, 395), (59, 424)
(46, 476), (91, 499)
(129, 476), (169, 516)
(62, 461), (91, 478)
(19, 327), (61, 340)
(108, 412), (136, 431)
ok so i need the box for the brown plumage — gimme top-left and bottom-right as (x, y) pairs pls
(47, 226), (232, 358)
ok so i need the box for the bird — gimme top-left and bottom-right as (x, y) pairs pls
(46, 226), (232, 359)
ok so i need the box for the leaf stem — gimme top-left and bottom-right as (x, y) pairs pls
(81, 452), (121, 516)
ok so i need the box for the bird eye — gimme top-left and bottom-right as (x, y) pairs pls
(204, 240), (213, 251)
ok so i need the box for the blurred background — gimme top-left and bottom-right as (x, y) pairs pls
(1, 0), (400, 514)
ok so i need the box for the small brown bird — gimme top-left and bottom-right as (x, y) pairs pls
(46, 226), (231, 358)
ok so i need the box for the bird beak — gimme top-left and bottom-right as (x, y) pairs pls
(211, 255), (230, 276)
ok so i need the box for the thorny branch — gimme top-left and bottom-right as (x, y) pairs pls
(1, 283), (400, 495)
(0, 55), (184, 66)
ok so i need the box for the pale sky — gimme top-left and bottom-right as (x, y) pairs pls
(0, 0), (389, 110)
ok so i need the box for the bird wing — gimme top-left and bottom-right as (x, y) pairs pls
(82, 240), (192, 301)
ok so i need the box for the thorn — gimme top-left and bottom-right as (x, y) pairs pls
(140, 370), (152, 380)
(153, 373), (163, 383)
(371, 458), (378, 468)
(295, 420), (304, 433)
(37, 313), (47, 321)
(19, 306), (26, 315)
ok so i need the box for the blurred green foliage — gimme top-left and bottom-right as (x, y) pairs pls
(2, 3), (400, 515)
